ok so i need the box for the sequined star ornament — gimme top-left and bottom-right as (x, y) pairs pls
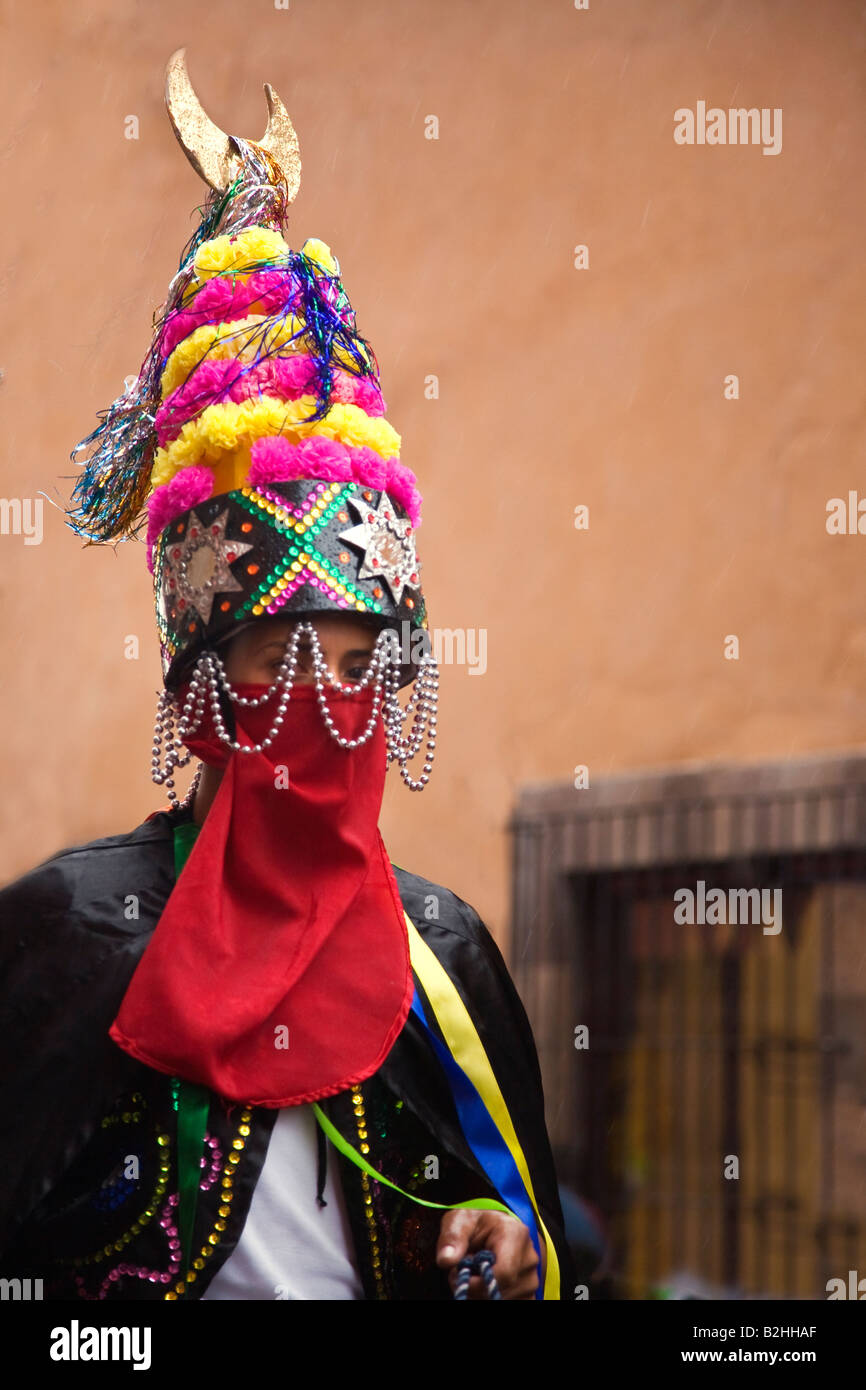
(339, 492), (421, 605)
(160, 507), (253, 626)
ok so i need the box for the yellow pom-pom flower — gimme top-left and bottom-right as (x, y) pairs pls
(160, 314), (309, 398)
(194, 226), (289, 279)
(149, 398), (401, 492)
(178, 227), (292, 306)
(300, 238), (339, 275)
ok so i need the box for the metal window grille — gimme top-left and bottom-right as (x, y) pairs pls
(509, 754), (866, 1299)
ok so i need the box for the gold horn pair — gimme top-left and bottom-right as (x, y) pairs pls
(164, 47), (301, 198)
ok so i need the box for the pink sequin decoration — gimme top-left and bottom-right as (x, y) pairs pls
(199, 1133), (222, 1191)
(73, 1193), (182, 1300)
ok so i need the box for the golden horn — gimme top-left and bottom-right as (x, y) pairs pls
(164, 47), (301, 198)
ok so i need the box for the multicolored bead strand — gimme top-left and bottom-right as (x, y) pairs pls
(352, 1083), (386, 1300)
(164, 1106), (252, 1299)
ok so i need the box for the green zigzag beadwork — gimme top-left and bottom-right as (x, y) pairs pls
(233, 481), (383, 620)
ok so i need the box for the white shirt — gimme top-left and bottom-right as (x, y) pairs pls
(202, 1103), (364, 1301)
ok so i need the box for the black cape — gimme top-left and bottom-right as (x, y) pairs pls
(0, 806), (573, 1297)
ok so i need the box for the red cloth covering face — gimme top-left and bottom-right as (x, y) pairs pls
(110, 682), (413, 1106)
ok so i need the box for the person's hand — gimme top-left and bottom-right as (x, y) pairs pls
(436, 1208), (540, 1300)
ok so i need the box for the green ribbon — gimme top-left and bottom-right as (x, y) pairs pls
(311, 1102), (514, 1217)
(176, 1079), (210, 1275)
(172, 822), (212, 1276)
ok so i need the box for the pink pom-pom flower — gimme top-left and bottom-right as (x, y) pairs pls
(247, 437), (310, 487)
(145, 466), (214, 573)
(155, 355), (386, 448)
(248, 436), (422, 528)
(159, 270), (304, 358)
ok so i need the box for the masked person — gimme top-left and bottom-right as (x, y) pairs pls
(0, 51), (572, 1302)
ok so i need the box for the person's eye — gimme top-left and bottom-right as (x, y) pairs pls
(345, 664), (370, 681)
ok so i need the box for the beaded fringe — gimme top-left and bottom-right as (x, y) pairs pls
(151, 621), (438, 807)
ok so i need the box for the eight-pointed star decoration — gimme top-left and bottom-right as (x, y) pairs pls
(338, 493), (421, 605)
(161, 507), (254, 626)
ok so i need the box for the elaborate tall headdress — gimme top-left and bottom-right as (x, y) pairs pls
(66, 51), (437, 800)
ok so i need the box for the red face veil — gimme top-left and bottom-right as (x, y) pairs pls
(110, 681), (413, 1106)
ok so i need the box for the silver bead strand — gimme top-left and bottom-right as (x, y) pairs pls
(383, 654), (436, 760)
(201, 624), (304, 754)
(305, 622), (391, 749)
(205, 622), (303, 709)
(179, 763), (203, 812)
(151, 669), (208, 809)
(385, 675), (430, 762)
(382, 653), (439, 790)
